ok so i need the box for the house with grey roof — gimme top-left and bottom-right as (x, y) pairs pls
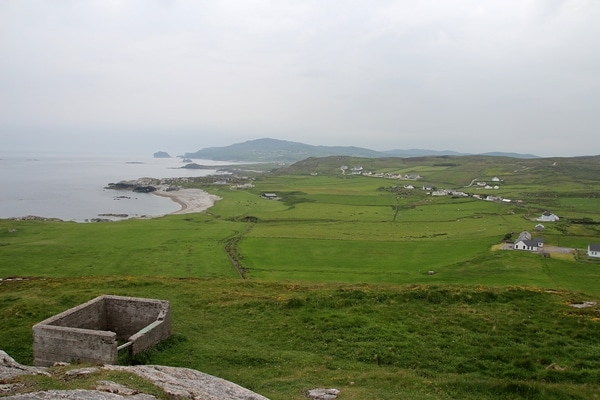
(588, 244), (600, 258)
(261, 193), (278, 200)
(537, 211), (560, 222)
(514, 231), (544, 252)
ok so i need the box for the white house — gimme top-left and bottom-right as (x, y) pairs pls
(404, 173), (421, 180)
(588, 244), (600, 258)
(514, 238), (544, 252)
(514, 231), (544, 251)
(537, 211), (559, 222)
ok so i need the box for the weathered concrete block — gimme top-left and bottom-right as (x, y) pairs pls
(33, 295), (171, 366)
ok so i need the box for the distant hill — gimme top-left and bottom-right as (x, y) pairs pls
(275, 154), (600, 187)
(184, 138), (538, 163)
(479, 151), (539, 159)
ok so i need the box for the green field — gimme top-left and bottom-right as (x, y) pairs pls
(2, 154), (600, 399)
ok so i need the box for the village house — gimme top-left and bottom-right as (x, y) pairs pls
(588, 244), (600, 258)
(485, 195), (502, 202)
(514, 231), (544, 252)
(351, 166), (363, 175)
(261, 193), (278, 200)
(537, 211), (560, 222)
(404, 173), (421, 180)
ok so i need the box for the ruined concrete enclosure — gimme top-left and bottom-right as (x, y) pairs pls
(33, 295), (171, 367)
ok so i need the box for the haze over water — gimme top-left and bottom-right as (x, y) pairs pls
(0, 154), (226, 222)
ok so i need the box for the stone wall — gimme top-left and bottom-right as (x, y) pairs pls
(33, 295), (171, 366)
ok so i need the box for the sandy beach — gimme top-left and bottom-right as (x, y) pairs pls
(153, 188), (222, 215)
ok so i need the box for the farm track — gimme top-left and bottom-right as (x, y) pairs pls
(224, 223), (255, 279)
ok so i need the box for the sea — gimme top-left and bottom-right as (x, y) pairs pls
(0, 153), (230, 222)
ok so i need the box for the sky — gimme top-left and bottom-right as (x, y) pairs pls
(1, 0), (599, 157)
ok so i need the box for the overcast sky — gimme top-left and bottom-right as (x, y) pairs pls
(1, 0), (599, 157)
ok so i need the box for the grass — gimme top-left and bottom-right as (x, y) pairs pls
(2, 155), (600, 398)
(0, 215), (243, 278)
(1, 278), (600, 399)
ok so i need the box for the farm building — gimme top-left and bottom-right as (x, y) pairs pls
(588, 244), (600, 258)
(261, 193), (278, 200)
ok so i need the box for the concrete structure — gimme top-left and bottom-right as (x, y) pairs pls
(33, 295), (171, 366)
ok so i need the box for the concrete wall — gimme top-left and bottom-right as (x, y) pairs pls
(40, 296), (108, 330)
(33, 295), (171, 366)
(104, 295), (170, 339)
(33, 325), (117, 366)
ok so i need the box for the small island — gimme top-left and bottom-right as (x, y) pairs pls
(153, 151), (171, 158)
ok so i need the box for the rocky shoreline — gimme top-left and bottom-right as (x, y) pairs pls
(105, 178), (221, 216)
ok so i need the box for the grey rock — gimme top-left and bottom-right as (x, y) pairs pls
(95, 381), (138, 396)
(104, 365), (270, 400)
(307, 388), (340, 400)
(65, 367), (100, 377)
(1, 384), (25, 394)
(0, 350), (270, 400)
(4, 389), (157, 399)
(0, 351), (49, 380)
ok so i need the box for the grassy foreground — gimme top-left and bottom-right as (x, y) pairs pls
(2, 277), (600, 399)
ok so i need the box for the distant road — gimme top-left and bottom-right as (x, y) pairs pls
(464, 178), (478, 188)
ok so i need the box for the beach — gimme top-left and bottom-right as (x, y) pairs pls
(153, 188), (222, 215)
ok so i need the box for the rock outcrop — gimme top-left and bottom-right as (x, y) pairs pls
(1, 351), (49, 380)
(105, 178), (160, 193)
(0, 350), (269, 400)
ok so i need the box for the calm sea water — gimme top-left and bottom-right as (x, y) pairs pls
(0, 154), (227, 222)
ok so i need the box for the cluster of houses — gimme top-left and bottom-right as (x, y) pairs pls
(511, 217), (600, 259)
(341, 165), (423, 180)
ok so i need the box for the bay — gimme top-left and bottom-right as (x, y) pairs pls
(0, 154), (228, 222)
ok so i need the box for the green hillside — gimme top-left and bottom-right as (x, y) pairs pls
(2, 153), (600, 399)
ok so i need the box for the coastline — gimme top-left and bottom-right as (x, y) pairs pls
(152, 188), (222, 215)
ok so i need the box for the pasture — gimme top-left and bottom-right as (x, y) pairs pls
(2, 154), (600, 399)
